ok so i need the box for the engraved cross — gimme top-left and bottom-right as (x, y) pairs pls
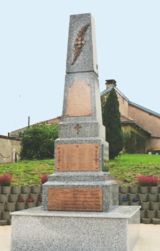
(74, 124), (82, 134)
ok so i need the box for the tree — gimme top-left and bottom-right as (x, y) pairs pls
(102, 89), (123, 159)
(21, 124), (58, 160)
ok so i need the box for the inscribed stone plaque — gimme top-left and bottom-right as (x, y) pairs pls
(65, 80), (92, 117)
(56, 144), (100, 171)
(48, 187), (102, 211)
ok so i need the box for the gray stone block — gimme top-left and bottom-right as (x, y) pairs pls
(42, 173), (119, 211)
(59, 121), (102, 138)
(48, 171), (111, 182)
(55, 137), (109, 171)
(11, 206), (140, 251)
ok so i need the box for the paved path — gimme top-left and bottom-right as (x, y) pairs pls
(0, 224), (160, 251)
(133, 224), (160, 251)
(0, 226), (11, 251)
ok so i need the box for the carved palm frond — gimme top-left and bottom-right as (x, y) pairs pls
(71, 24), (90, 65)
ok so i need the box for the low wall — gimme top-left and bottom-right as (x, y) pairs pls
(0, 136), (21, 163)
(1, 185), (160, 225)
(119, 185), (160, 224)
(0, 185), (41, 225)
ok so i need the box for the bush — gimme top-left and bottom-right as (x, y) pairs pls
(102, 89), (123, 159)
(0, 174), (12, 186)
(21, 124), (59, 160)
(40, 174), (48, 184)
(137, 175), (159, 186)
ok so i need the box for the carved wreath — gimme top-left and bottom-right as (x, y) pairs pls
(71, 24), (90, 65)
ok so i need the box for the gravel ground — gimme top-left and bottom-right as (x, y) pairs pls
(0, 224), (160, 251)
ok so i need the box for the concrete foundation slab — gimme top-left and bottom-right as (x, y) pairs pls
(11, 206), (140, 251)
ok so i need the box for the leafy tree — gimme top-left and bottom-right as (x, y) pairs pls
(21, 124), (58, 160)
(102, 89), (123, 159)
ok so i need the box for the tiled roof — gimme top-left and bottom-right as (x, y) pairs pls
(101, 86), (160, 118)
(0, 135), (20, 141)
(121, 117), (151, 135)
(120, 115), (134, 123)
(128, 101), (160, 118)
(100, 86), (114, 96)
(9, 116), (61, 137)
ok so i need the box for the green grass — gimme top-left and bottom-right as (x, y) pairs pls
(0, 154), (160, 185)
(0, 159), (54, 185)
(109, 154), (160, 184)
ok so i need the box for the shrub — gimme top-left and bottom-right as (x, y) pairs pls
(0, 174), (12, 186)
(102, 89), (123, 159)
(137, 175), (159, 186)
(40, 174), (48, 184)
(21, 124), (59, 160)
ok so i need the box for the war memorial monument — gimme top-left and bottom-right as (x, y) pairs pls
(11, 13), (140, 251)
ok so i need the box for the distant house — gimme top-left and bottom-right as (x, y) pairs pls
(9, 117), (61, 138)
(9, 81), (160, 153)
(0, 135), (21, 164)
(101, 80), (160, 153)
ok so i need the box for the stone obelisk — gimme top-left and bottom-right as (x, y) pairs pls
(11, 14), (140, 251)
(42, 13), (118, 212)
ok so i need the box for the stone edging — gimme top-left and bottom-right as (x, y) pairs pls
(119, 185), (160, 224)
(1, 184), (160, 225)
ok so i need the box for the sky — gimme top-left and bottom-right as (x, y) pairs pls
(0, 1), (160, 135)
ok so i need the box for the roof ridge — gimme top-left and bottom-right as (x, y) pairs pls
(129, 101), (160, 118)
(101, 86), (160, 118)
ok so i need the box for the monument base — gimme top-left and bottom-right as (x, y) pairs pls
(11, 206), (140, 251)
(43, 172), (119, 211)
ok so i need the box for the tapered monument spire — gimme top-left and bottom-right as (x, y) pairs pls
(42, 13), (118, 212)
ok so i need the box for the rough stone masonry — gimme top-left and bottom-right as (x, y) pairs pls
(42, 13), (119, 212)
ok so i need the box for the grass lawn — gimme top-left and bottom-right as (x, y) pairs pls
(109, 154), (160, 184)
(0, 159), (53, 185)
(0, 154), (160, 185)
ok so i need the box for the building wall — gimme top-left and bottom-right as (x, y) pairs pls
(117, 93), (129, 118)
(102, 88), (160, 152)
(122, 124), (149, 153)
(128, 105), (160, 137)
(9, 128), (26, 138)
(0, 137), (21, 164)
(145, 137), (160, 152)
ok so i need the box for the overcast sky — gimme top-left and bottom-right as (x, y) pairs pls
(0, 0), (160, 135)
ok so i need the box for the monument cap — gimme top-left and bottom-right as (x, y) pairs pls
(66, 13), (98, 74)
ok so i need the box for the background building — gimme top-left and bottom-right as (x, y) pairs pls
(102, 80), (160, 153)
(0, 135), (21, 163)
(8, 80), (160, 154)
